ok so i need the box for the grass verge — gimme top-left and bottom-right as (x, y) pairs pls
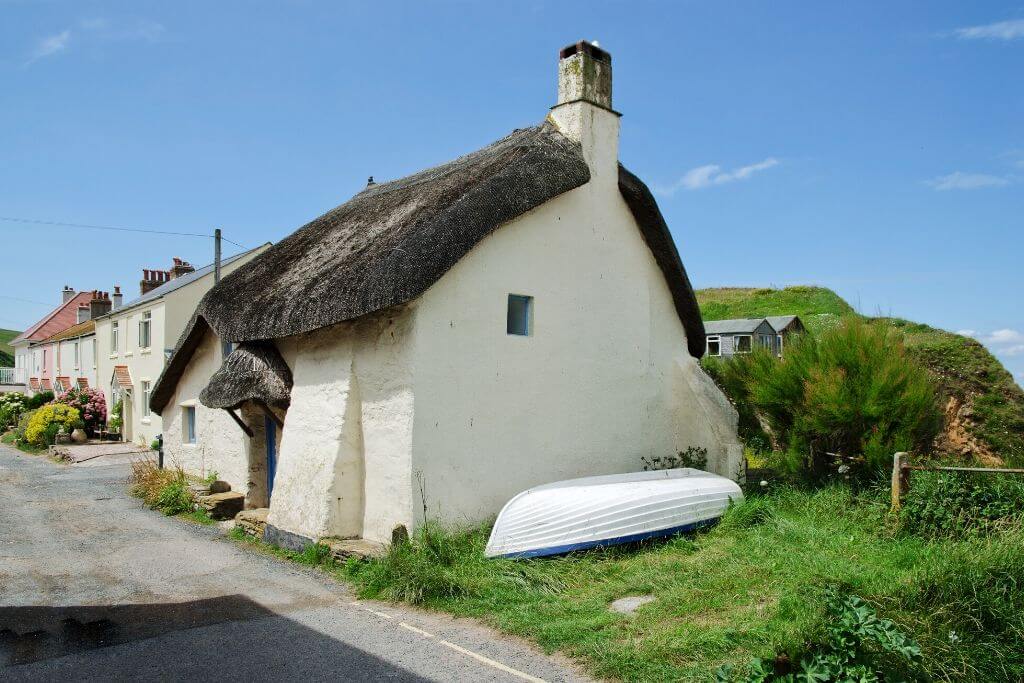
(335, 487), (1023, 682)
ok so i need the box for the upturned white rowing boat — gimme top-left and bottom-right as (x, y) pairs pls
(484, 468), (743, 558)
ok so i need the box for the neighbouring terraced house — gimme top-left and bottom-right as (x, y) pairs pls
(93, 248), (269, 445)
(150, 41), (745, 551)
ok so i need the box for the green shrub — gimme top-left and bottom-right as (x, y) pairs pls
(715, 318), (941, 481)
(899, 471), (1024, 538)
(24, 403), (80, 445)
(0, 392), (28, 431)
(718, 590), (921, 682)
(109, 399), (123, 433)
(42, 422), (62, 446)
(26, 391), (54, 409)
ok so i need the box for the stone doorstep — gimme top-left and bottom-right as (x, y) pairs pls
(321, 537), (386, 562)
(234, 507), (269, 537)
(196, 491), (245, 520)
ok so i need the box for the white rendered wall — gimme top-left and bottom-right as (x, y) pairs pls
(407, 104), (741, 529)
(161, 331), (250, 492)
(268, 310), (415, 545)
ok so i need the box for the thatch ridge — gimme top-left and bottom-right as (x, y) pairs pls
(151, 123), (707, 415)
(199, 123), (591, 342)
(199, 341), (293, 411)
(617, 164), (706, 358)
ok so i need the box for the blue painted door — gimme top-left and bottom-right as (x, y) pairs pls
(265, 416), (277, 500)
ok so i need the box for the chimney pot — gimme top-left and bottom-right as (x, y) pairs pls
(556, 40), (613, 110)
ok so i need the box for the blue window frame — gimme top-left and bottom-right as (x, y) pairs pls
(507, 294), (533, 336)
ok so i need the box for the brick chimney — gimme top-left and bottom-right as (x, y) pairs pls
(169, 257), (195, 280)
(112, 285), (123, 310)
(549, 40), (620, 188)
(77, 304), (90, 324)
(140, 268), (170, 295)
(62, 285), (76, 304)
(89, 291), (112, 319)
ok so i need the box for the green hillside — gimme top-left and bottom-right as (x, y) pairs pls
(697, 286), (1024, 465)
(0, 328), (18, 368)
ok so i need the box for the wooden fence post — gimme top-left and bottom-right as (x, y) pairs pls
(891, 452), (909, 511)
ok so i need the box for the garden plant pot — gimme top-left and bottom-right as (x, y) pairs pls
(71, 428), (87, 444)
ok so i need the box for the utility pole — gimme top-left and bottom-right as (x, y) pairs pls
(214, 228), (222, 284)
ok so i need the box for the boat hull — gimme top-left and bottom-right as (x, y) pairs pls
(485, 468), (743, 559)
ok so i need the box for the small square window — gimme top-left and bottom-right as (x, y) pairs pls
(735, 335), (752, 353)
(507, 294), (533, 336)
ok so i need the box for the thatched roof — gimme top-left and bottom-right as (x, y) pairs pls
(199, 342), (293, 411)
(151, 121), (705, 414)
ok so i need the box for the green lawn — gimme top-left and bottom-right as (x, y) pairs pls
(262, 486), (1022, 682)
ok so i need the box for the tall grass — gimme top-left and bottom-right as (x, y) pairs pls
(128, 459), (194, 515)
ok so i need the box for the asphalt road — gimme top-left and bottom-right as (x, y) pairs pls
(0, 445), (589, 682)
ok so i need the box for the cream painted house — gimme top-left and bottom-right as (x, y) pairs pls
(151, 42), (743, 550)
(95, 248), (269, 445)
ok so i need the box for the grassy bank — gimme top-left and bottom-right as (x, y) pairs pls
(696, 286), (1024, 466)
(233, 485), (1021, 681)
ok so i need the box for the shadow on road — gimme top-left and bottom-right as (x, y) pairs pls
(1, 595), (428, 680)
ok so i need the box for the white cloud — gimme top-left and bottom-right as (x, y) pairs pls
(25, 29), (71, 65)
(926, 171), (1011, 191)
(965, 329), (1024, 361)
(985, 329), (1024, 345)
(954, 19), (1024, 41)
(657, 158), (780, 195)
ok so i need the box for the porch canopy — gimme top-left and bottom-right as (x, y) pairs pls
(199, 342), (292, 412)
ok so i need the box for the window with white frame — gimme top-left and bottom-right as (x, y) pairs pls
(777, 335), (784, 355)
(139, 311), (152, 349)
(141, 381), (151, 417)
(706, 336), (722, 357)
(734, 335), (752, 353)
(759, 334), (773, 350)
(111, 322), (119, 353)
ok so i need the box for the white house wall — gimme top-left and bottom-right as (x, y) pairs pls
(268, 311), (415, 547)
(408, 153), (742, 529)
(161, 331), (250, 492)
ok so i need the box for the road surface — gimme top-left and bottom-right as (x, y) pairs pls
(0, 444), (588, 682)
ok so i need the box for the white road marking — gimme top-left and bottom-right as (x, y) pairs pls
(398, 622), (434, 638)
(437, 638), (547, 682)
(348, 601), (547, 682)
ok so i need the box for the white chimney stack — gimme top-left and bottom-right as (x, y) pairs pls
(549, 41), (620, 188)
(62, 285), (76, 304)
(77, 304), (90, 324)
(112, 285), (123, 310)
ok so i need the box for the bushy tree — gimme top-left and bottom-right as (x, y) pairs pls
(712, 318), (941, 479)
(56, 388), (107, 435)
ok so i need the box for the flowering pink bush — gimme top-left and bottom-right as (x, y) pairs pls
(56, 388), (107, 434)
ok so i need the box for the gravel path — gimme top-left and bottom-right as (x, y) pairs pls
(0, 445), (590, 682)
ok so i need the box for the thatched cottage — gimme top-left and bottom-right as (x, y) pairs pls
(150, 42), (743, 550)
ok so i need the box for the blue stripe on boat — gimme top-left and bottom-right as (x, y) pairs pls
(496, 517), (720, 559)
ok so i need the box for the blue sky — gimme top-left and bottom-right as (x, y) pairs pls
(1, 2), (1021, 382)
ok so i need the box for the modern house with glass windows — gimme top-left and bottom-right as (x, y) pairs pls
(703, 316), (804, 358)
(94, 247), (269, 445)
